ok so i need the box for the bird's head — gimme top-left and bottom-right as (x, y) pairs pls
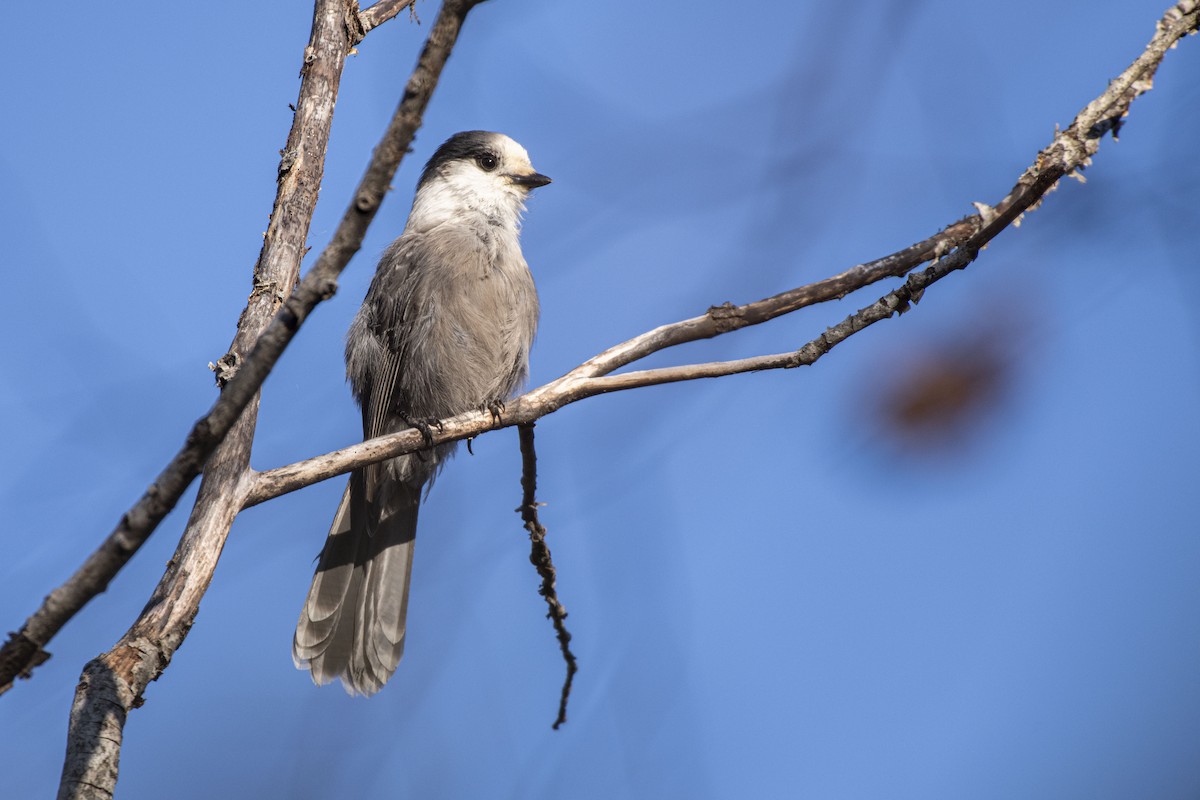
(413, 131), (551, 227)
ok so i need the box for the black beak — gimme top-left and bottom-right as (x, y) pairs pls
(509, 172), (552, 189)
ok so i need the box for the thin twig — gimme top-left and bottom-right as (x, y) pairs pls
(359, 0), (417, 34)
(517, 423), (577, 729)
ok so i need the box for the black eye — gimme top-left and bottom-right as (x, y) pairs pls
(476, 153), (498, 172)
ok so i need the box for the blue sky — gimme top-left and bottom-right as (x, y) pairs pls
(3, 1), (1199, 797)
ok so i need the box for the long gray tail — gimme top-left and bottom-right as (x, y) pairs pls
(293, 465), (420, 695)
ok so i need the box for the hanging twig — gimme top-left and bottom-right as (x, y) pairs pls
(517, 423), (577, 729)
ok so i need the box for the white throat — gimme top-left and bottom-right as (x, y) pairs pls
(406, 167), (527, 235)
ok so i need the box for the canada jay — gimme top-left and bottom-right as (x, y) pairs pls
(293, 131), (551, 695)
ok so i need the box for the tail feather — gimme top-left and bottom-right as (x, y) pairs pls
(294, 468), (420, 695)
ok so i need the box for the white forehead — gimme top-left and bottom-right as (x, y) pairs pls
(489, 133), (533, 166)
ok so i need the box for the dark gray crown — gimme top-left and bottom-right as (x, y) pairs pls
(418, 131), (501, 188)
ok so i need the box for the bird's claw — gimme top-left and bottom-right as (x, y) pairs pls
(486, 399), (505, 423)
(403, 415), (443, 447)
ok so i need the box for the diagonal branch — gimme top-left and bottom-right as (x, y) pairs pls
(358, 0), (417, 34)
(244, 0), (1199, 507)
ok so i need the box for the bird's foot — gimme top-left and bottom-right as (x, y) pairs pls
(402, 414), (443, 448)
(485, 399), (505, 424)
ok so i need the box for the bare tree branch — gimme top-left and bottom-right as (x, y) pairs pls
(54, 0), (485, 797)
(240, 218), (982, 503)
(0, 0), (367, 697)
(359, 0), (417, 34)
(516, 423), (577, 729)
(52, 0), (358, 788)
(244, 0), (1200, 504)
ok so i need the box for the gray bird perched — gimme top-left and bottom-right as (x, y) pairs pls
(293, 131), (551, 695)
